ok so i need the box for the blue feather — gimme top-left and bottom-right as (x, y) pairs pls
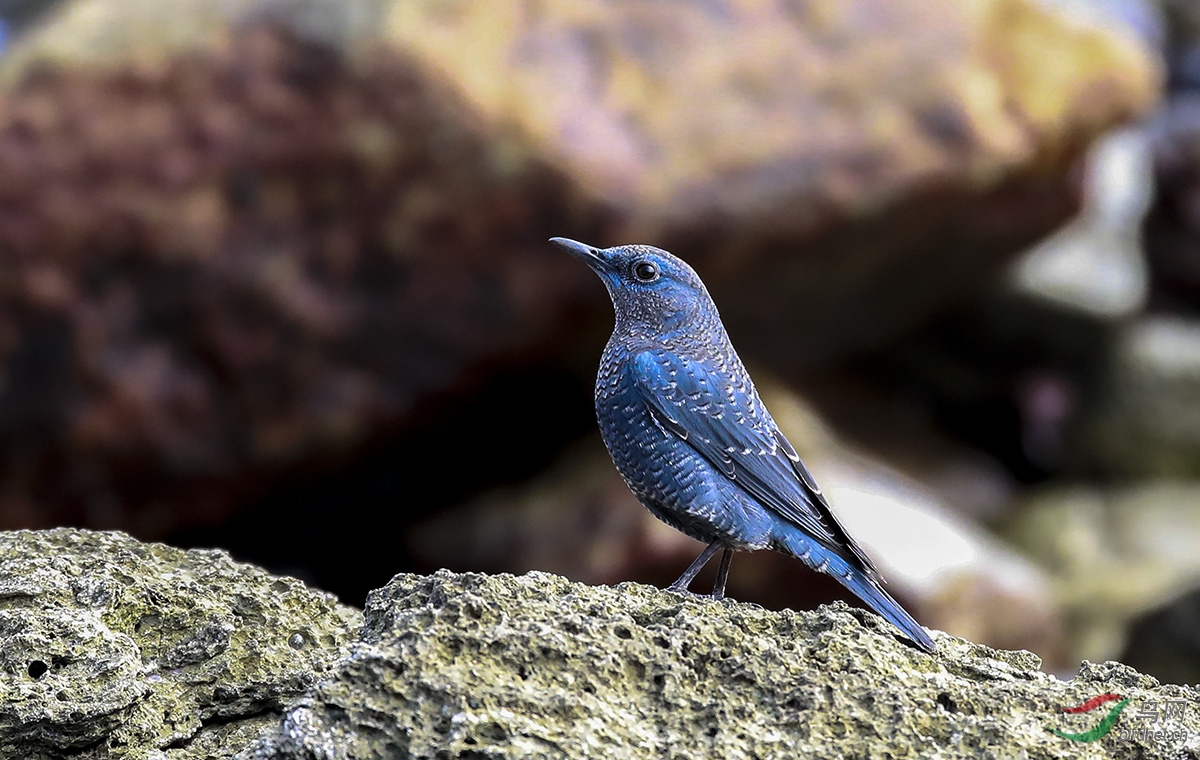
(552, 237), (937, 653)
(775, 529), (936, 652)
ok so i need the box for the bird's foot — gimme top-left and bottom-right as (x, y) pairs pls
(665, 584), (726, 601)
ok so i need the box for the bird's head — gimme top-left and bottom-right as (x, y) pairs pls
(551, 237), (716, 334)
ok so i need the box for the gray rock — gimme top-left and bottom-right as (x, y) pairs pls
(1145, 93), (1200, 305)
(1123, 582), (1200, 686)
(1090, 317), (1200, 476)
(1006, 482), (1200, 673)
(3, 530), (1196, 758)
(242, 570), (1200, 760)
(1162, 0), (1200, 88)
(1010, 127), (1152, 320)
(408, 381), (1060, 661)
(0, 529), (363, 759)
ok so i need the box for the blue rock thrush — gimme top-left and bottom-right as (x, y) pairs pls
(551, 237), (936, 653)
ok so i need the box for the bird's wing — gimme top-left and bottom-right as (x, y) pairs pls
(631, 350), (881, 579)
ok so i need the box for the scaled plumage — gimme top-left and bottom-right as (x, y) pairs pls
(552, 236), (935, 653)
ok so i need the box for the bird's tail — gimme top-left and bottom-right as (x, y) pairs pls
(777, 532), (936, 653)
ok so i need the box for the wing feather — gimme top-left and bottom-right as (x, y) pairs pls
(632, 351), (880, 579)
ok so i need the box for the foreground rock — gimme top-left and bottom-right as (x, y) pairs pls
(0, 529), (362, 759)
(409, 379), (1061, 661)
(0, 0), (1159, 545)
(2, 529), (1194, 758)
(244, 571), (1200, 760)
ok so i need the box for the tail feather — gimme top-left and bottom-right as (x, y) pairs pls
(835, 562), (936, 653)
(777, 531), (936, 653)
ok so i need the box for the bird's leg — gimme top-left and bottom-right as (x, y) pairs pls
(711, 546), (733, 599)
(667, 539), (723, 593)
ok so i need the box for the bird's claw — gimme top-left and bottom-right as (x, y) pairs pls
(665, 584), (725, 601)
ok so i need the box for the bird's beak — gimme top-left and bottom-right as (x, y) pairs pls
(550, 237), (608, 272)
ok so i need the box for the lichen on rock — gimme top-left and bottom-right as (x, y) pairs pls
(1, 531), (1194, 758)
(243, 570), (1200, 760)
(0, 529), (363, 759)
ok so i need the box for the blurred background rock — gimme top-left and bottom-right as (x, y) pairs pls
(0, 0), (1194, 683)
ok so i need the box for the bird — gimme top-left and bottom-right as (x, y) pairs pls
(551, 237), (936, 653)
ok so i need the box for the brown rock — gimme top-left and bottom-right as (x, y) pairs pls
(0, 0), (1159, 548)
(0, 20), (606, 534)
(387, 0), (1162, 367)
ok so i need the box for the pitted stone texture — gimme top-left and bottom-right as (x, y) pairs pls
(0, 529), (363, 759)
(243, 570), (1200, 759)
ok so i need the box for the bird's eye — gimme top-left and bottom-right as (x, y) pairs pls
(633, 261), (659, 282)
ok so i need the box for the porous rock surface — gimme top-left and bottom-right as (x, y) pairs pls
(0, 529), (363, 759)
(244, 571), (1200, 760)
(2, 529), (1196, 758)
(408, 384), (1063, 661)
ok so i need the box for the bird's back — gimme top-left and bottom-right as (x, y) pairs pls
(553, 236), (935, 652)
(596, 311), (880, 577)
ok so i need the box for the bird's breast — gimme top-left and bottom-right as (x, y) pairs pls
(594, 350), (694, 488)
